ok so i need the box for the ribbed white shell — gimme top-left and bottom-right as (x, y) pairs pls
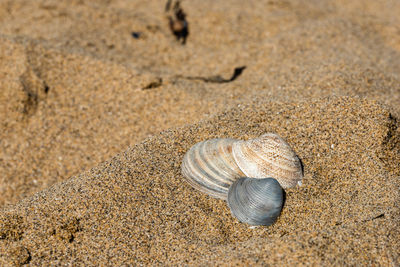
(232, 133), (303, 188)
(181, 138), (245, 199)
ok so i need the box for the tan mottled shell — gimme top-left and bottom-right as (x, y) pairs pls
(232, 133), (303, 188)
(181, 138), (245, 199)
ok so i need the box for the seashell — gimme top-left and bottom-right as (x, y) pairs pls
(181, 138), (245, 199)
(232, 133), (303, 188)
(227, 177), (283, 226)
(181, 133), (303, 199)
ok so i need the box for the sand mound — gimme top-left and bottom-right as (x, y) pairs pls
(1, 96), (399, 265)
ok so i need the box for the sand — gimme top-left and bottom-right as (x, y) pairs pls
(0, 0), (399, 265)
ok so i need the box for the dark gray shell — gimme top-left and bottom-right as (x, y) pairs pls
(227, 177), (283, 226)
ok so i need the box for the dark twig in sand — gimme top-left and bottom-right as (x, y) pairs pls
(165, 0), (189, 44)
(177, 66), (246, 83)
(362, 213), (385, 222)
(370, 213), (385, 220)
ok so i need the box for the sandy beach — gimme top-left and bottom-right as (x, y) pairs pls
(0, 0), (399, 265)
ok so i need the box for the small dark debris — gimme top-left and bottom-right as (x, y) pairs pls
(180, 66), (247, 83)
(44, 82), (50, 94)
(228, 66), (247, 82)
(25, 249), (32, 265)
(363, 213), (385, 222)
(131, 32), (141, 39)
(372, 213), (385, 220)
(280, 231), (288, 237)
(165, 0), (189, 44)
(142, 78), (163, 90)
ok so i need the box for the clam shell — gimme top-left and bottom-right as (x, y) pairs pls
(227, 177), (283, 226)
(181, 138), (245, 199)
(232, 133), (303, 188)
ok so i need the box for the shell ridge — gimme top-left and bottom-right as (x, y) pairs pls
(195, 140), (231, 189)
(182, 141), (228, 197)
(181, 138), (243, 199)
(181, 153), (227, 197)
